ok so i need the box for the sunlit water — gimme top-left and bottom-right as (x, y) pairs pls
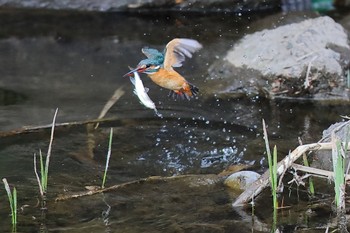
(0, 9), (349, 232)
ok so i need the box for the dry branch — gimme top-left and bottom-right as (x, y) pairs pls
(95, 86), (125, 129)
(291, 163), (350, 180)
(232, 142), (350, 207)
(55, 174), (220, 201)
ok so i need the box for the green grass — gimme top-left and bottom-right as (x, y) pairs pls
(332, 136), (346, 211)
(263, 119), (278, 210)
(262, 119), (278, 232)
(102, 128), (113, 188)
(33, 108), (58, 197)
(302, 153), (315, 196)
(2, 178), (17, 232)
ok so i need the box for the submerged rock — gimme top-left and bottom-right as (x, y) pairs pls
(224, 170), (261, 190)
(207, 16), (350, 102)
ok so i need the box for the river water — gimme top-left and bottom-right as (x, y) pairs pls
(0, 8), (349, 233)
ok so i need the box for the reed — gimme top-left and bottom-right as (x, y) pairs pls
(102, 128), (113, 188)
(302, 153), (315, 196)
(34, 108), (58, 197)
(2, 178), (17, 231)
(332, 133), (347, 212)
(262, 119), (278, 210)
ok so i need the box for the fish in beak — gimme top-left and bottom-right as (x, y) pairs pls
(123, 66), (146, 77)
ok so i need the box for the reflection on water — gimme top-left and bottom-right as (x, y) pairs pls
(0, 9), (349, 233)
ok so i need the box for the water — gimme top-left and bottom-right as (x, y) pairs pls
(0, 8), (350, 232)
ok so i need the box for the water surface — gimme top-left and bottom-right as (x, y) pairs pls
(0, 9), (349, 232)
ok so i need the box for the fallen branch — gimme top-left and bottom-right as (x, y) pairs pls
(55, 174), (220, 201)
(232, 142), (350, 207)
(291, 163), (350, 180)
(0, 117), (148, 138)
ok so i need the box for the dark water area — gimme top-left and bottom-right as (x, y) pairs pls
(0, 8), (350, 233)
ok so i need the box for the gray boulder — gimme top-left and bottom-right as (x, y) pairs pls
(207, 16), (350, 102)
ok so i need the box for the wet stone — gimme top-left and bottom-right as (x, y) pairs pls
(207, 16), (350, 102)
(312, 120), (350, 171)
(224, 170), (261, 190)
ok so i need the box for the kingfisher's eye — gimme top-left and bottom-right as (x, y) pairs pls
(146, 64), (151, 68)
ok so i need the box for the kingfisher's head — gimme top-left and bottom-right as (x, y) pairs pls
(124, 59), (161, 77)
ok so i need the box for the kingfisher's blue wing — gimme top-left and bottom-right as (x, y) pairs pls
(163, 38), (202, 70)
(142, 48), (164, 60)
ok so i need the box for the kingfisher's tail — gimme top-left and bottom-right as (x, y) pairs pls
(169, 82), (199, 100)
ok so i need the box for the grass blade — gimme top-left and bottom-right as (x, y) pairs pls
(262, 119), (278, 210)
(33, 108), (58, 198)
(102, 128), (113, 188)
(13, 187), (17, 226)
(2, 178), (17, 230)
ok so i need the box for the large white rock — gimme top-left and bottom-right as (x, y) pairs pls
(225, 16), (349, 77)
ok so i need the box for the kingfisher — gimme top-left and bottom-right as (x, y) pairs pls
(124, 38), (202, 100)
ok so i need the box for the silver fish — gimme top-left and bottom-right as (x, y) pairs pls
(129, 72), (162, 117)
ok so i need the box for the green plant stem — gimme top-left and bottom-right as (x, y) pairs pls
(2, 178), (17, 230)
(332, 132), (346, 212)
(262, 119), (278, 210)
(272, 145), (278, 210)
(102, 128), (113, 188)
(33, 108), (58, 198)
(302, 153), (315, 196)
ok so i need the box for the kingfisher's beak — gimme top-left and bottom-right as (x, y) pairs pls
(123, 66), (146, 77)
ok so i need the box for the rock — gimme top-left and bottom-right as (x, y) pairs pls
(0, 0), (280, 12)
(207, 16), (350, 102)
(311, 120), (350, 171)
(224, 170), (261, 190)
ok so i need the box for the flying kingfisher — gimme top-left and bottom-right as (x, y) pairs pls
(124, 38), (202, 100)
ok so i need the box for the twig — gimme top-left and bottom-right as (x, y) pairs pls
(55, 174), (220, 201)
(95, 86), (125, 129)
(291, 163), (350, 180)
(0, 117), (141, 138)
(304, 55), (318, 89)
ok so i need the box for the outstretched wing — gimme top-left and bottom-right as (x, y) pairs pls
(142, 47), (163, 60)
(163, 38), (202, 70)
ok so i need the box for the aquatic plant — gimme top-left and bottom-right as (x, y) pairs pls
(34, 108), (58, 197)
(102, 128), (113, 188)
(300, 142), (315, 196)
(262, 120), (278, 210)
(332, 132), (347, 212)
(302, 158), (315, 196)
(2, 178), (17, 231)
(262, 119), (278, 231)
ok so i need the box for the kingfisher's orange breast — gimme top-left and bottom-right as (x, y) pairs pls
(148, 68), (187, 91)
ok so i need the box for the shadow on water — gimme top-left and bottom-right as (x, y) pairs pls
(0, 8), (350, 233)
